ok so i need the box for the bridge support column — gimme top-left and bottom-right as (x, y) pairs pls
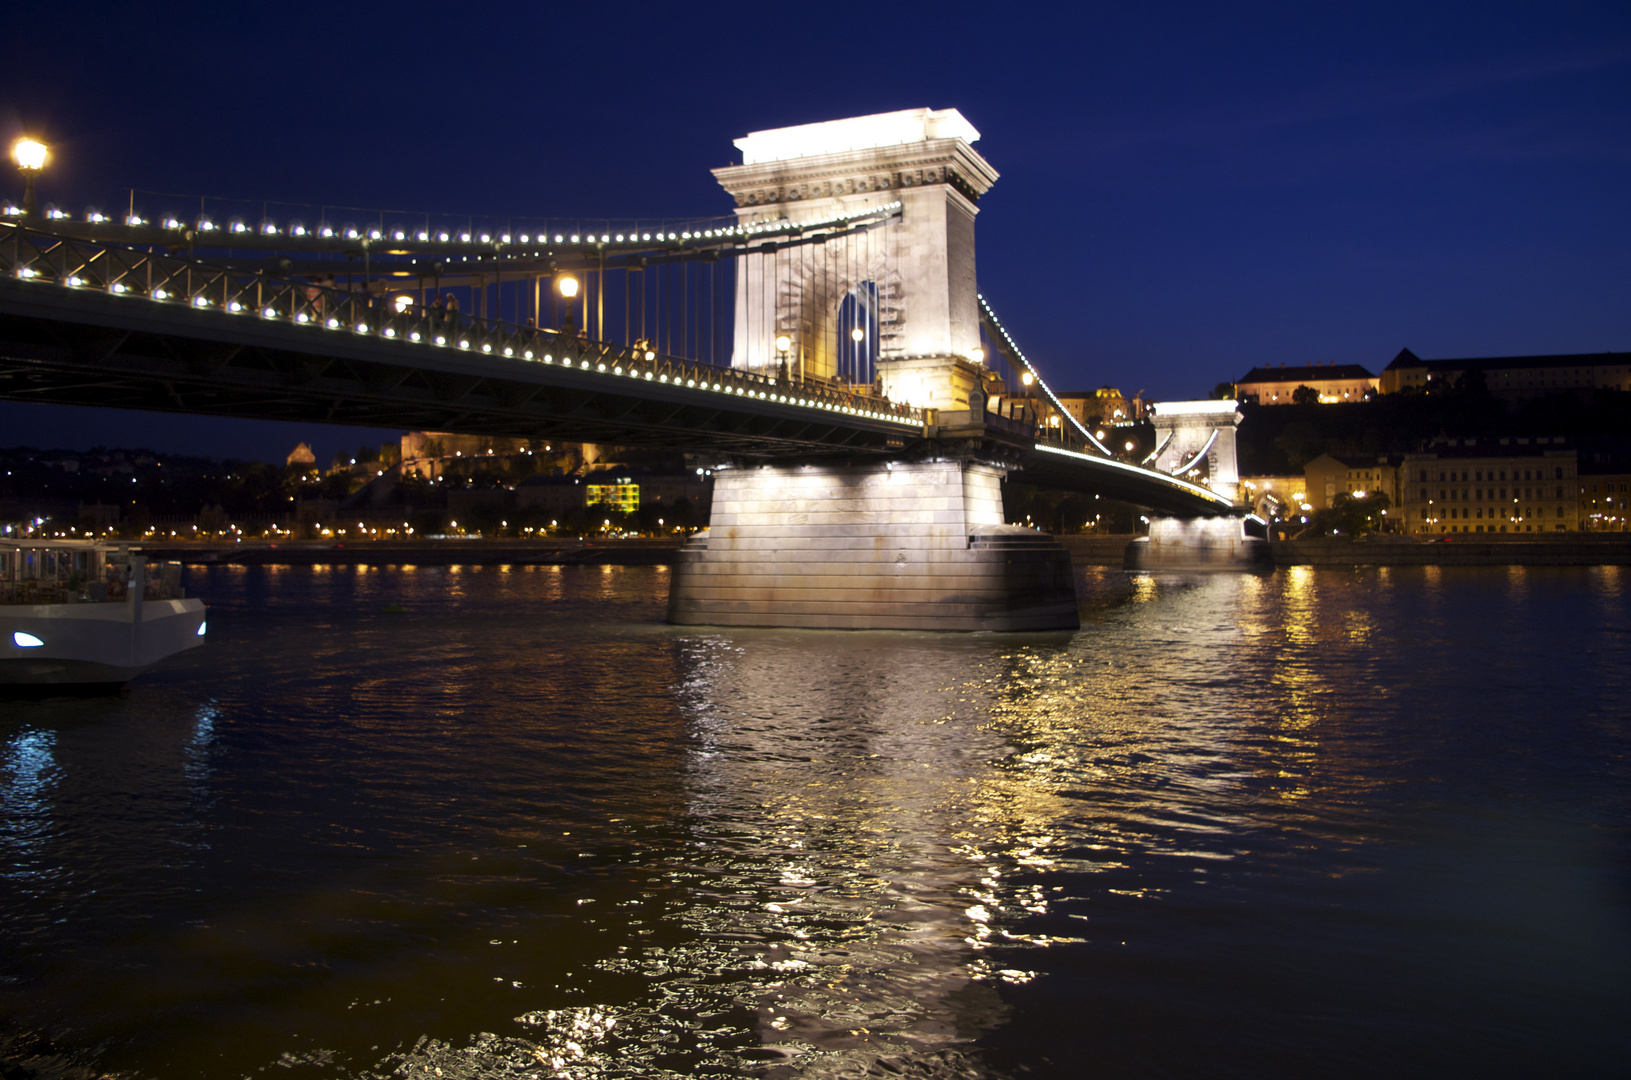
(668, 459), (1078, 631)
(1124, 516), (1274, 572)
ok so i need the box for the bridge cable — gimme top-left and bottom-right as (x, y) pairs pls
(976, 294), (1114, 457)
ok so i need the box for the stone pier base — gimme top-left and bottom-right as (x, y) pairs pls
(668, 460), (1079, 631)
(1124, 516), (1274, 572)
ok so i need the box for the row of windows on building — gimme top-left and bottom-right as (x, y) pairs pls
(1401, 452), (1581, 534)
(1425, 486), (1567, 501)
(1255, 447), (1629, 534)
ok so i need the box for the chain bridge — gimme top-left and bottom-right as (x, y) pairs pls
(0, 108), (1268, 631)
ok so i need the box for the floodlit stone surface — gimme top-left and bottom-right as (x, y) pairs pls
(1148, 399), (1243, 503)
(669, 460), (1079, 631)
(714, 108), (997, 380)
(1124, 517), (1274, 572)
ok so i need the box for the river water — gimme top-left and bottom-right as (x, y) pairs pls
(2, 563), (1628, 1078)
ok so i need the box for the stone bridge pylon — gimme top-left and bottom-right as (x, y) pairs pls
(670, 109), (1080, 631)
(1126, 399), (1271, 571)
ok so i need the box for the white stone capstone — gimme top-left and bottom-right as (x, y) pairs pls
(734, 109), (981, 165)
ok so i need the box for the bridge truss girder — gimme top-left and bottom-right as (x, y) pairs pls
(0, 280), (914, 460)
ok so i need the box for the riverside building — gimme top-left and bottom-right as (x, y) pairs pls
(1398, 439), (1579, 534)
(1302, 453), (1401, 510)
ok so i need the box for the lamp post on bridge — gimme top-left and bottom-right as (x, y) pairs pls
(775, 334), (791, 385)
(11, 137), (48, 219)
(556, 273), (581, 337)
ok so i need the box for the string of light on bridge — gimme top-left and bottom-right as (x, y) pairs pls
(977, 294), (1114, 457)
(1033, 443), (1233, 509)
(0, 200), (902, 255)
(5, 235), (923, 432)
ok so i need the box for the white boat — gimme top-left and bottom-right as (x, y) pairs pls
(1, 539), (206, 688)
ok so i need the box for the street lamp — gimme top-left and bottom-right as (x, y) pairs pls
(555, 273), (581, 336)
(775, 333), (791, 382)
(12, 137), (47, 218)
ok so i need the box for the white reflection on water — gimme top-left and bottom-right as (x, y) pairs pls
(1, 728), (59, 877)
(653, 630), (1063, 1077)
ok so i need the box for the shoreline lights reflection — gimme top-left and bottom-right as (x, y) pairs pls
(0, 563), (1626, 1078)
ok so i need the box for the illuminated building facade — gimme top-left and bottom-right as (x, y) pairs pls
(585, 477), (640, 514)
(1235, 363), (1378, 404)
(1398, 440), (1580, 533)
(1302, 453), (1400, 511)
(1056, 387), (1140, 425)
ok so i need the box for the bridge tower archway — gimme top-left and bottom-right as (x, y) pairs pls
(835, 281), (879, 387)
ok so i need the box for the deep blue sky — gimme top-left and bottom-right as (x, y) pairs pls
(3, 0), (1627, 463)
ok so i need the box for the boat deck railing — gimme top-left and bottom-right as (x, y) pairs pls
(0, 562), (186, 605)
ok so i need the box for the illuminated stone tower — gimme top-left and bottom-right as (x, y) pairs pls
(712, 108), (997, 412)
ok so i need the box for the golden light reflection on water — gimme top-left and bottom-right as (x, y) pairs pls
(6, 564), (1629, 1079)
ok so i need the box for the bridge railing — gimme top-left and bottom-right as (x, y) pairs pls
(0, 223), (925, 427)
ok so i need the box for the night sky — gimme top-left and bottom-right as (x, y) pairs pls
(3, 0), (1627, 464)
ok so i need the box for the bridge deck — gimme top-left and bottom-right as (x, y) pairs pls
(0, 223), (1234, 516)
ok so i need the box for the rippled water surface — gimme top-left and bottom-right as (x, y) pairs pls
(2, 563), (1628, 1078)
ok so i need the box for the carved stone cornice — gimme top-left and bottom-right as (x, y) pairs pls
(712, 138), (999, 210)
